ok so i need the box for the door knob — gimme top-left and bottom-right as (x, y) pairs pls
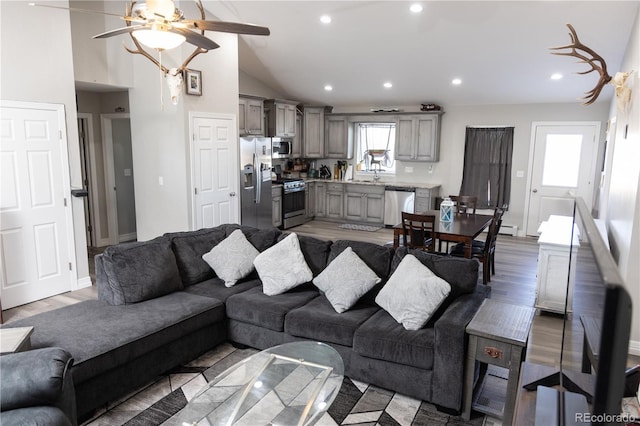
(230, 192), (236, 197)
(532, 189), (538, 193)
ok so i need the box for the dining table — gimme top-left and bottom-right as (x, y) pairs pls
(392, 210), (494, 258)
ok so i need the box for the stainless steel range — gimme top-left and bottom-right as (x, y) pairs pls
(280, 179), (306, 229)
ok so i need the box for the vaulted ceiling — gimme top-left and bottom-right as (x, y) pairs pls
(203, 1), (639, 108)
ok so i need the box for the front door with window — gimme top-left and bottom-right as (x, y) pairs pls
(526, 122), (599, 236)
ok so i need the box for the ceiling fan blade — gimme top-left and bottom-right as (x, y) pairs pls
(169, 28), (220, 50)
(29, 2), (142, 21)
(187, 20), (270, 36)
(93, 25), (147, 39)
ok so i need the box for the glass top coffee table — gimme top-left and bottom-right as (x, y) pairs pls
(177, 341), (344, 426)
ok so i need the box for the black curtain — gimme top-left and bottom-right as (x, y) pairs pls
(459, 127), (514, 209)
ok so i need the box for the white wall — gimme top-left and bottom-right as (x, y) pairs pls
(240, 70), (285, 99)
(0, 0), (89, 285)
(128, 20), (240, 240)
(332, 102), (609, 235)
(605, 8), (640, 352)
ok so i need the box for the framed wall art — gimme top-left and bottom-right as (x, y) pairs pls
(185, 69), (202, 96)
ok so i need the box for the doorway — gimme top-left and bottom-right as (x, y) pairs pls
(525, 122), (600, 236)
(102, 114), (137, 244)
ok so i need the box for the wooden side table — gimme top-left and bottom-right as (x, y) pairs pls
(462, 299), (535, 425)
(0, 326), (34, 354)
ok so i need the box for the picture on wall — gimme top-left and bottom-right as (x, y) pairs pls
(185, 69), (202, 96)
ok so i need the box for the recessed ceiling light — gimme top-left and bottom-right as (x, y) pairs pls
(383, 82), (393, 89)
(551, 73), (563, 80)
(320, 15), (332, 24)
(451, 78), (462, 85)
(410, 4), (423, 13)
(324, 85), (333, 91)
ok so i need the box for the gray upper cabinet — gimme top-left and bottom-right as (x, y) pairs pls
(265, 99), (297, 137)
(302, 106), (325, 158)
(238, 95), (265, 136)
(325, 114), (353, 159)
(292, 110), (303, 157)
(395, 112), (443, 162)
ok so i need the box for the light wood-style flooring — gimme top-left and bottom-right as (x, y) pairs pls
(3, 220), (638, 371)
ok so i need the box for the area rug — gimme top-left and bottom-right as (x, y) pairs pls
(338, 223), (382, 232)
(83, 343), (492, 426)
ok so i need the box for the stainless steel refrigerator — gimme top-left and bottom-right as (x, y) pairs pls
(240, 137), (273, 229)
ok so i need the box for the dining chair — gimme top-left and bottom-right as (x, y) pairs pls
(449, 195), (478, 216)
(401, 212), (436, 252)
(450, 206), (503, 284)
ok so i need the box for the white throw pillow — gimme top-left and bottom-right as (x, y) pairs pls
(375, 254), (451, 330)
(313, 247), (381, 313)
(202, 229), (259, 287)
(254, 233), (313, 296)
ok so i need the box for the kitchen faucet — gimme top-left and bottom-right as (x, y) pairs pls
(373, 169), (380, 182)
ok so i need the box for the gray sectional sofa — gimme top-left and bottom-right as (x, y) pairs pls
(1, 223), (489, 423)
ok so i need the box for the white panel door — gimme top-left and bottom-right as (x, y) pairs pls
(191, 114), (238, 229)
(526, 122), (599, 235)
(0, 103), (73, 308)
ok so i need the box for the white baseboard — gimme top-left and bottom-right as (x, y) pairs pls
(629, 339), (640, 356)
(498, 224), (518, 237)
(76, 276), (93, 289)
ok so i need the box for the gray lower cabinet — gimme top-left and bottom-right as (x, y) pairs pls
(414, 187), (440, 212)
(272, 186), (282, 227)
(344, 185), (385, 223)
(315, 182), (327, 217)
(395, 113), (443, 162)
(305, 181), (315, 219)
(326, 183), (344, 219)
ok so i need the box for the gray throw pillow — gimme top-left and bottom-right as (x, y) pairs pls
(313, 247), (381, 313)
(375, 254), (451, 330)
(254, 233), (313, 296)
(202, 229), (260, 287)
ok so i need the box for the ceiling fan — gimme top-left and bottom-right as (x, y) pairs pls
(31, 0), (270, 104)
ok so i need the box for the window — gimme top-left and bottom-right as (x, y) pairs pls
(354, 123), (396, 174)
(541, 134), (583, 187)
(459, 127), (514, 209)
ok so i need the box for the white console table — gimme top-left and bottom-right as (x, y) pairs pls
(535, 215), (580, 314)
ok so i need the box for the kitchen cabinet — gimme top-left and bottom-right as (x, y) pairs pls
(265, 99), (297, 137)
(325, 114), (352, 159)
(414, 187), (440, 212)
(272, 185), (282, 227)
(326, 182), (344, 219)
(302, 106), (325, 158)
(315, 182), (327, 217)
(395, 113), (443, 162)
(344, 184), (385, 223)
(292, 110), (303, 157)
(305, 181), (315, 219)
(238, 95), (264, 136)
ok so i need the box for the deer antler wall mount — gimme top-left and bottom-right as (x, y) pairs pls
(124, 0), (209, 106)
(551, 23), (633, 111)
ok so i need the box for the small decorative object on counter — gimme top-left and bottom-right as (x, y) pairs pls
(440, 197), (454, 222)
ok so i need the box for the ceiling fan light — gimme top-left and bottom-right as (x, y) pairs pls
(132, 29), (185, 50)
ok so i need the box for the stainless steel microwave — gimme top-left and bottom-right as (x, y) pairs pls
(272, 138), (292, 159)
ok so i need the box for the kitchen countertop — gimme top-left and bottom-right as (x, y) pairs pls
(303, 178), (440, 190)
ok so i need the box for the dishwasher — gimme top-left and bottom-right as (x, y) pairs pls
(384, 186), (416, 227)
